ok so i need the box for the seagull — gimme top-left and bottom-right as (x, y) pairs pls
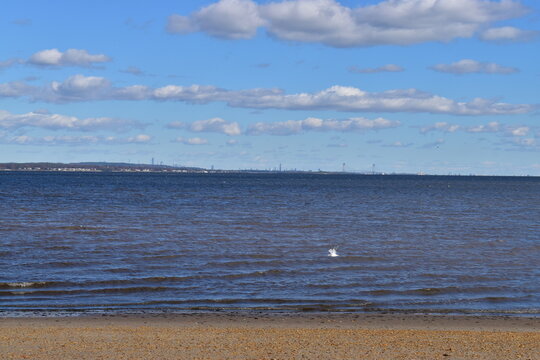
(328, 248), (339, 257)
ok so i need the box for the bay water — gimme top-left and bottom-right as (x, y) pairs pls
(1, 172), (538, 315)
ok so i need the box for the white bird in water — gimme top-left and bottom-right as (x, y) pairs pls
(328, 248), (339, 257)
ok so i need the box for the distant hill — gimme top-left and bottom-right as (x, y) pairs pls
(0, 162), (205, 172)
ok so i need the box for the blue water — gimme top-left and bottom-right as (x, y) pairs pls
(1, 172), (539, 315)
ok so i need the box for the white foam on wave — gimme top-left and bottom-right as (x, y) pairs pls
(328, 248), (339, 257)
(7, 282), (42, 288)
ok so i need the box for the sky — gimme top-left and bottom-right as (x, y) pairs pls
(1, 0), (539, 175)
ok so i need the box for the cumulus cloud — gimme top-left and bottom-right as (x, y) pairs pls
(43, 74), (114, 102)
(348, 64), (404, 74)
(167, 0), (530, 47)
(0, 81), (33, 97)
(0, 109), (142, 132)
(167, 0), (263, 39)
(28, 48), (111, 67)
(431, 59), (518, 74)
(175, 136), (209, 145)
(247, 116), (399, 135)
(480, 26), (538, 42)
(2, 75), (534, 116)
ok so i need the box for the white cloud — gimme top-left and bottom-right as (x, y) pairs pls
(509, 126), (529, 137)
(385, 141), (413, 148)
(127, 134), (152, 143)
(2, 75), (534, 116)
(0, 109), (141, 132)
(28, 48), (111, 67)
(480, 26), (538, 42)
(167, 0), (263, 39)
(167, 121), (185, 129)
(0, 81), (33, 97)
(224, 85), (533, 115)
(189, 117), (241, 136)
(167, 0), (530, 47)
(421, 121), (538, 143)
(466, 121), (500, 133)
(348, 64), (404, 74)
(421, 122), (460, 133)
(152, 84), (229, 103)
(175, 136), (209, 145)
(2, 134), (151, 146)
(431, 59), (518, 74)
(247, 116), (399, 135)
(167, 117), (241, 136)
(45, 74), (112, 102)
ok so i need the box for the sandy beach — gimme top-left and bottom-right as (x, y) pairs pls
(1, 313), (538, 359)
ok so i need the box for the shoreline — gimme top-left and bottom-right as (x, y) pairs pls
(1, 313), (538, 359)
(1, 312), (540, 331)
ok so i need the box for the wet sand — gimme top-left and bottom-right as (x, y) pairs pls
(1, 313), (539, 359)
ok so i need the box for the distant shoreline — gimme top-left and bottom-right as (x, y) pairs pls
(0, 162), (539, 177)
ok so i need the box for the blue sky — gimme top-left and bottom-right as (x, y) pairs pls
(1, 0), (539, 175)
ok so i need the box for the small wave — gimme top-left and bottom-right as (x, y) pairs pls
(367, 286), (509, 296)
(45, 261), (80, 268)
(0, 282), (51, 289)
(221, 269), (285, 279)
(205, 260), (288, 268)
(0, 276), (199, 291)
(142, 254), (184, 261)
(104, 268), (134, 273)
(50, 225), (101, 231)
(1, 286), (174, 297)
(340, 255), (386, 262)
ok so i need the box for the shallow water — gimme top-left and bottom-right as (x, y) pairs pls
(1, 172), (539, 315)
